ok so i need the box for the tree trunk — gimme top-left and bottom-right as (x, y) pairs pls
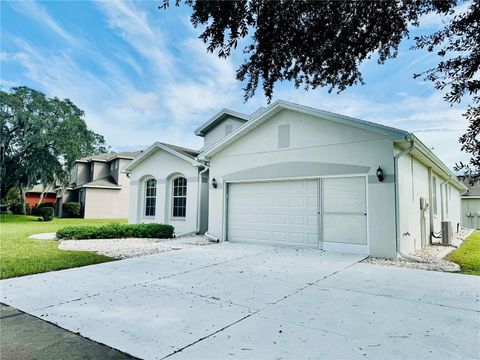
(19, 186), (26, 215)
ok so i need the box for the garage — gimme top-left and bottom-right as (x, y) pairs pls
(227, 177), (367, 252)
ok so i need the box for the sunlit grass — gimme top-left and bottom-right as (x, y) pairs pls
(0, 214), (127, 279)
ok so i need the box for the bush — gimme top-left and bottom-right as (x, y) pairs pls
(4, 187), (23, 214)
(31, 202), (55, 216)
(37, 207), (54, 221)
(62, 202), (81, 217)
(56, 223), (175, 240)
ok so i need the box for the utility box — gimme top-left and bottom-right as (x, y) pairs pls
(441, 221), (452, 245)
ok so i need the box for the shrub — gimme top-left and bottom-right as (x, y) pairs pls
(37, 207), (54, 221)
(62, 202), (81, 217)
(31, 202), (55, 216)
(56, 223), (175, 240)
(4, 187), (23, 214)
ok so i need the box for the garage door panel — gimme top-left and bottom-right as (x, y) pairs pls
(324, 214), (367, 245)
(323, 177), (366, 213)
(228, 180), (318, 247)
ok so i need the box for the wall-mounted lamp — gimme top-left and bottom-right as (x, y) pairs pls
(211, 177), (218, 189)
(376, 166), (384, 182)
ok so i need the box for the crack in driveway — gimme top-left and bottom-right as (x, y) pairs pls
(160, 257), (364, 359)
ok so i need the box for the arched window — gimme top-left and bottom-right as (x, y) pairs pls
(144, 178), (157, 217)
(172, 177), (187, 218)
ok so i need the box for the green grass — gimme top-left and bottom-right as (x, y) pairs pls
(0, 214), (127, 279)
(447, 230), (480, 276)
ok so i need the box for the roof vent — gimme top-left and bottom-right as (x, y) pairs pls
(277, 124), (290, 148)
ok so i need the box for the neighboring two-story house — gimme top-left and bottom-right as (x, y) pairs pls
(57, 151), (141, 218)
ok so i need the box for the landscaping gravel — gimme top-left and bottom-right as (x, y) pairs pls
(58, 235), (215, 259)
(363, 244), (460, 272)
(59, 238), (176, 259)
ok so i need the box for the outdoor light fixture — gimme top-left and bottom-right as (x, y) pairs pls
(211, 178), (218, 189)
(376, 166), (384, 182)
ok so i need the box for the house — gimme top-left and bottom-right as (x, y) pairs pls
(460, 178), (480, 229)
(25, 184), (57, 209)
(124, 100), (465, 259)
(57, 151), (141, 218)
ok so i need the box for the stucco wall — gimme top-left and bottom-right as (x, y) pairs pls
(203, 117), (248, 149)
(206, 108), (397, 258)
(128, 148), (201, 235)
(462, 198), (480, 229)
(397, 151), (462, 253)
(83, 188), (129, 219)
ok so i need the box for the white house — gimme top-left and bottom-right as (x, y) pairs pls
(124, 100), (465, 259)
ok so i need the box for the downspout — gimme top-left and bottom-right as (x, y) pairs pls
(195, 164), (209, 234)
(394, 135), (422, 261)
(440, 176), (452, 222)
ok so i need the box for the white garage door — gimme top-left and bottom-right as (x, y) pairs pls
(227, 180), (319, 247)
(322, 177), (367, 253)
(227, 177), (367, 252)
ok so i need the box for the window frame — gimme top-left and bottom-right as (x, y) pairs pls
(144, 178), (157, 217)
(171, 176), (187, 219)
(432, 176), (438, 216)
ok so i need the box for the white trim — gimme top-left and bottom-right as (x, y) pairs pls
(123, 142), (200, 172)
(194, 109), (249, 136)
(224, 173), (367, 184)
(171, 175), (187, 219)
(75, 185), (121, 190)
(199, 100), (408, 160)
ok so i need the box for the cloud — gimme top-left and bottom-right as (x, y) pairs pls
(2, 0), (470, 170)
(9, 0), (79, 46)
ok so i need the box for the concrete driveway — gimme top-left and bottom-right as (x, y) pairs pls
(1, 242), (479, 360)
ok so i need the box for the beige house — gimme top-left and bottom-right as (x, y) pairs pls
(58, 151), (141, 219)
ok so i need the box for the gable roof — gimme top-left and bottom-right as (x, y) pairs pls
(123, 142), (201, 172)
(199, 100), (409, 159)
(194, 108), (250, 137)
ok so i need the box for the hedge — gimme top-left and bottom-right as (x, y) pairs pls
(62, 202), (81, 217)
(37, 207), (54, 221)
(56, 223), (175, 240)
(31, 202), (55, 216)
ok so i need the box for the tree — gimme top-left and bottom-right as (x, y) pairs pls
(163, 0), (479, 174)
(0, 86), (107, 213)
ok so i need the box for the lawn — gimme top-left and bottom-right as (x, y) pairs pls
(447, 230), (480, 276)
(0, 214), (127, 279)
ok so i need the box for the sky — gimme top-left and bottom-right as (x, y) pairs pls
(0, 1), (470, 169)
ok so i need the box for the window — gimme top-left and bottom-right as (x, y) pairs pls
(278, 124), (290, 148)
(225, 124), (234, 136)
(172, 177), (187, 218)
(144, 178), (156, 217)
(432, 176), (438, 216)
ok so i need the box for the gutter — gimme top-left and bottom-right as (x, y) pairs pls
(394, 135), (423, 262)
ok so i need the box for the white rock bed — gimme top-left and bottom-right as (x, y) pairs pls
(58, 235), (215, 259)
(363, 244), (460, 272)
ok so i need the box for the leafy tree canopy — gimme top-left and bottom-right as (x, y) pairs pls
(0, 86), (107, 205)
(164, 0), (479, 174)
